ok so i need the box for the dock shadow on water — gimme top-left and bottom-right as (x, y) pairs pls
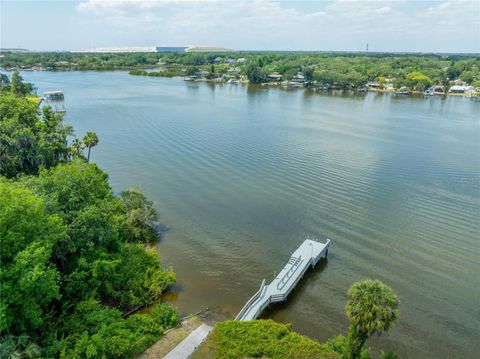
(259, 257), (330, 320)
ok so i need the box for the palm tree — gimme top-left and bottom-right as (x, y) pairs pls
(82, 132), (99, 163)
(69, 138), (84, 160)
(344, 280), (399, 359)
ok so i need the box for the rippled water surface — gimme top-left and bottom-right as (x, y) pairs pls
(23, 72), (479, 358)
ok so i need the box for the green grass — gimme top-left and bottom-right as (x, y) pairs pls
(26, 94), (42, 105)
(191, 320), (339, 359)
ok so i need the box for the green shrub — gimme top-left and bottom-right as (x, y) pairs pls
(325, 335), (373, 359)
(150, 303), (179, 328)
(208, 320), (338, 359)
(55, 300), (175, 359)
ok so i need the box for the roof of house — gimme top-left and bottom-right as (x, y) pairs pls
(269, 72), (282, 78)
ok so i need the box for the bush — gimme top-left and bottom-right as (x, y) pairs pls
(54, 299), (176, 359)
(204, 320), (338, 359)
(150, 303), (179, 328)
(325, 335), (372, 359)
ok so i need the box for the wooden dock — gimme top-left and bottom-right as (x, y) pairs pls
(235, 238), (330, 321)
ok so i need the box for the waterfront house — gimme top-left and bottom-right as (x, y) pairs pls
(431, 85), (445, 94)
(287, 74), (306, 88)
(449, 85), (469, 93)
(268, 72), (282, 81)
(395, 86), (411, 95)
(54, 61), (70, 66)
(194, 71), (209, 79)
(291, 73), (305, 83)
(366, 81), (380, 88)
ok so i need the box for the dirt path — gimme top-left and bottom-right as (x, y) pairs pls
(163, 323), (213, 359)
(137, 316), (204, 359)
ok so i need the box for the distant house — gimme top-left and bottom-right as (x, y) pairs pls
(291, 73), (305, 83)
(194, 71), (209, 79)
(431, 85), (445, 94)
(395, 86), (411, 95)
(55, 61), (70, 66)
(236, 58), (247, 64)
(287, 73), (306, 88)
(449, 85), (469, 93)
(213, 57), (223, 64)
(268, 72), (282, 81)
(225, 58), (236, 64)
(227, 67), (241, 73)
(366, 81), (380, 88)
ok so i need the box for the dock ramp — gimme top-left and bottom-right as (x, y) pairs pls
(235, 238), (330, 321)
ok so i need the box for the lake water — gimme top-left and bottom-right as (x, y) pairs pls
(22, 71), (479, 358)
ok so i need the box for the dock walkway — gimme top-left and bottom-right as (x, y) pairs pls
(235, 238), (330, 321)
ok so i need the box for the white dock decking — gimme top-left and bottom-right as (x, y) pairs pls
(235, 238), (331, 321)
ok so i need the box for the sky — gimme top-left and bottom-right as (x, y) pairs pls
(1, 0), (479, 53)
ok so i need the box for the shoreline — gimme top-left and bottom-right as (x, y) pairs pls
(4, 68), (478, 98)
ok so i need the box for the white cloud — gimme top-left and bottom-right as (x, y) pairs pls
(305, 11), (327, 18)
(375, 6), (392, 14)
(73, 0), (479, 52)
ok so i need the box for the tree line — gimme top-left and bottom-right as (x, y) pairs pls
(2, 51), (479, 90)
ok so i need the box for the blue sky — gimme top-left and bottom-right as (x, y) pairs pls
(1, 0), (479, 52)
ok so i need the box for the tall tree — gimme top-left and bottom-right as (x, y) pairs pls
(246, 63), (265, 84)
(344, 280), (399, 359)
(0, 73), (10, 93)
(82, 131), (99, 163)
(303, 67), (315, 82)
(10, 71), (33, 96)
(69, 138), (84, 160)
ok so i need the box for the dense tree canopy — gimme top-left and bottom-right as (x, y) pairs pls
(246, 63), (265, 84)
(0, 74), (73, 178)
(0, 79), (177, 358)
(0, 183), (64, 334)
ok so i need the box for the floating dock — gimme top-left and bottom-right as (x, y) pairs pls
(235, 238), (331, 321)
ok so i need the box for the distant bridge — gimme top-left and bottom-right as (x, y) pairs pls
(235, 238), (331, 321)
